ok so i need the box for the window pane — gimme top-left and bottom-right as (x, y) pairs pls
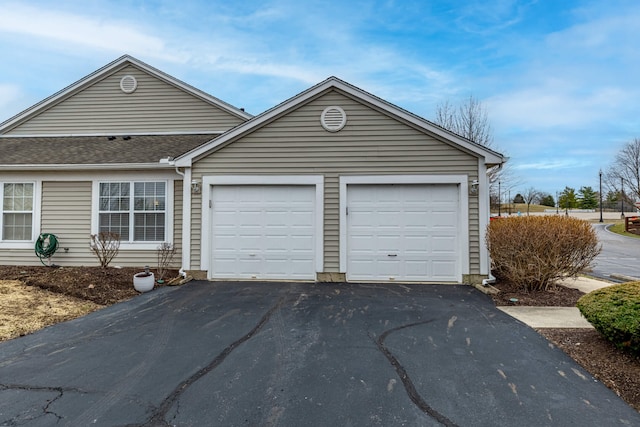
(100, 183), (110, 197)
(98, 213), (129, 240)
(133, 181), (165, 212)
(2, 183), (34, 241)
(101, 183), (130, 212)
(4, 183), (13, 197)
(134, 182), (144, 197)
(14, 184), (23, 198)
(3, 184), (13, 210)
(134, 213), (164, 241)
(14, 197), (24, 211)
(2, 213), (32, 240)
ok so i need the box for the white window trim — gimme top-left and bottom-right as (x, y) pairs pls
(91, 179), (174, 250)
(338, 175), (469, 279)
(0, 180), (41, 249)
(200, 175), (325, 275)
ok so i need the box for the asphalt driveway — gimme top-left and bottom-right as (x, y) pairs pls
(1, 281), (638, 426)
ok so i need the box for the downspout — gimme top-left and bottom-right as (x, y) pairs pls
(482, 159), (506, 287)
(482, 274), (496, 286)
(174, 165), (190, 279)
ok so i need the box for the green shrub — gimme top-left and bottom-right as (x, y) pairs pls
(577, 282), (640, 356)
(486, 215), (601, 291)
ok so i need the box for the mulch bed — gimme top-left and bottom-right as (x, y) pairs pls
(0, 265), (179, 305)
(490, 280), (585, 306)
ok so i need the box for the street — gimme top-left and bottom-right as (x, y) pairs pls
(591, 222), (640, 281)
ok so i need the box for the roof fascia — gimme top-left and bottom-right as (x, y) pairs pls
(0, 55), (252, 133)
(327, 78), (506, 164)
(0, 131), (223, 138)
(175, 77), (505, 167)
(0, 163), (176, 171)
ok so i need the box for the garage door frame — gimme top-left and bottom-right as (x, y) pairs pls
(200, 175), (324, 279)
(339, 175), (469, 282)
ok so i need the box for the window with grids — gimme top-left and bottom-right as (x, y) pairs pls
(99, 182), (165, 242)
(2, 183), (34, 241)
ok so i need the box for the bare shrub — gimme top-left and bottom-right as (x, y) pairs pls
(156, 242), (177, 282)
(486, 216), (601, 291)
(89, 232), (121, 268)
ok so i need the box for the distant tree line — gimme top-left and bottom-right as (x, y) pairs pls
(500, 185), (633, 214)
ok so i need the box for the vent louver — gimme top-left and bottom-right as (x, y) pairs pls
(120, 75), (138, 94)
(321, 106), (347, 132)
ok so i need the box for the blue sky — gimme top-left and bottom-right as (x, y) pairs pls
(0, 0), (638, 198)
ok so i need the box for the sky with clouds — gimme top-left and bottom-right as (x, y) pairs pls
(0, 0), (638, 198)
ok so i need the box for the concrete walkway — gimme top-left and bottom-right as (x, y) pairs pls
(497, 276), (616, 329)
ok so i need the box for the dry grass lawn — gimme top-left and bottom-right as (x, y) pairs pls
(0, 279), (103, 341)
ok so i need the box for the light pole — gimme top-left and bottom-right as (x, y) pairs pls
(556, 191), (559, 214)
(498, 181), (501, 217)
(599, 169), (603, 222)
(621, 177), (625, 219)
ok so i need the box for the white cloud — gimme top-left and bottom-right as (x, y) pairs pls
(487, 82), (634, 132)
(514, 158), (588, 171)
(0, 3), (186, 63)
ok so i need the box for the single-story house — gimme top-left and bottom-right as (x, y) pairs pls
(0, 55), (505, 284)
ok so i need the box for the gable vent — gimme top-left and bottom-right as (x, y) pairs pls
(321, 106), (347, 132)
(120, 75), (138, 94)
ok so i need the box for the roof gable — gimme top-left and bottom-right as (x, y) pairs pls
(0, 55), (252, 135)
(175, 77), (505, 167)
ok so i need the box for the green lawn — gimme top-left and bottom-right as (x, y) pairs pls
(609, 222), (640, 239)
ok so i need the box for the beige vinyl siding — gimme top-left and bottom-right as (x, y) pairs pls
(192, 90), (481, 274)
(7, 65), (245, 135)
(171, 180), (183, 268)
(0, 249), (33, 265)
(40, 181), (93, 266)
(0, 180), (183, 268)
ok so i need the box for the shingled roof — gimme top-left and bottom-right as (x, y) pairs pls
(0, 134), (218, 166)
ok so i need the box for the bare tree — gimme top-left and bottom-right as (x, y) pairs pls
(435, 95), (493, 147)
(605, 138), (640, 205)
(434, 95), (517, 202)
(521, 187), (541, 215)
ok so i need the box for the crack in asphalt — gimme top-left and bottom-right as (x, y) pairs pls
(373, 320), (459, 427)
(0, 383), (84, 424)
(134, 296), (287, 427)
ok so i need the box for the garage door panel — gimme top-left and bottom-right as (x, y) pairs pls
(211, 185), (316, 280)
(347, 184), (460, 282)
(432, 261), (457, 279)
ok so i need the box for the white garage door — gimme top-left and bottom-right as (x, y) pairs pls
(210, 185), (316, 280)
(347, 184), (460, 282)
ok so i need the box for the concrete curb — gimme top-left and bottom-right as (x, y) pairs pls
(610, 273), (640, 283)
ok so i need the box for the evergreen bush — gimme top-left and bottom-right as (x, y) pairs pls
(577, 282), (640, 356)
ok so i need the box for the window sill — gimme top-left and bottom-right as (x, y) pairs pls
(118, 242), (173, 251)
(0, 242), (35, 250)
